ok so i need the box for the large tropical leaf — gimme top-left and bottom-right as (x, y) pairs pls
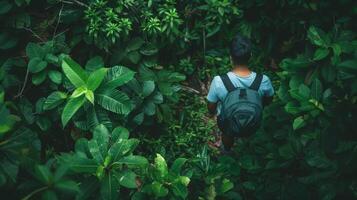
(58, 153), (97, 173)
(61, 56), (88, 88)
(108, 139), (139, 162)
(88, 140), (104, 164)
(111, 127), (129, 143)
(100, 173), (120, 200)
(87, 68), (108, 91)
(114, 170), (137, 189)
(61, 96), (86, 127)
(103, 66), (135, 89)
(116, 155), (148, 166)
(92, 124), (110, 157)
(86, 107), (112, 131)
(96, 89), (132, 115)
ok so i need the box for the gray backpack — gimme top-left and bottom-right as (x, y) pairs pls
(217, 73), (263, 137)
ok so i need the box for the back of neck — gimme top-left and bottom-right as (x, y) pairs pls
(232, 65), (251, 77)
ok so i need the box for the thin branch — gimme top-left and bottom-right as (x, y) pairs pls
(52, 3), (64, 39)
(14, 68), (30, 99)
(181, 85), (200, 94)
(60, 0), (88, 7)
(21, 186), (49, 200)
(22, 27), (45, 42)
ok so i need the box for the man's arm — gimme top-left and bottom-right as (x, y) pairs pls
(207, 102), (217, 116)
(262, 96), (273, 107)
(206, 76), (219, 115)
(261, 75), (274, 107)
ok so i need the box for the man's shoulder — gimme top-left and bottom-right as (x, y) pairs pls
(212, 75), (223, 83)
(260, 73), (272, 83)
(211, 75), (225, 89)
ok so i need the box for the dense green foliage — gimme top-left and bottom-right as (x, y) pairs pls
(0, 0), (356, 199)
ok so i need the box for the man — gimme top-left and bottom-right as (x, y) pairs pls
(207, 34), (274, 152)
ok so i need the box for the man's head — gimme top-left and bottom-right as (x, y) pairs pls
(229, 34), (252, 66)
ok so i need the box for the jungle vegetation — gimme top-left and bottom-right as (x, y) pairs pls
(0, 0), (356, 199)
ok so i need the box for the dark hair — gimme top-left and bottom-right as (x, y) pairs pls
(229, 34), (252, 65)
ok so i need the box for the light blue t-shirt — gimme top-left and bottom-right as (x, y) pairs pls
(207, 72), (274, 114)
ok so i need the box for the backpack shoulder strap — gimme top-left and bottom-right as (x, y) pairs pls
(220, 74), (236, 92)
(249, 73), (263, 91)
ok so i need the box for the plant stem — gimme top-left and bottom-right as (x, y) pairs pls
(21, 186), (49, 200)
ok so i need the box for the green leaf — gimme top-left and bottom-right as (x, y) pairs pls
(293, 116), (306, 130)
(87, 68), (108, 91)
(151, 181), (168, 197)
(281, 57), (312, 70)
(28, 58), (47, 73)
(109, 139), (139, 161)
(152, 92), (163, 104)
(85, 56), (104, 72)
(127, 38), (144, 52)
(41, 190), (58, 200)
(88, 140), (104, 164)
(127, 51), (141, 64)
(307, 26), (329, 47)
(44, 91), (67, 110)
(171, 182), (188, 199)
(111, 127), (129, 142)
(32, 70), (47, 85)
(53, 166), (68, 182)
(54, 180), (80, 194)
(96, 89), (132, 115)
(321, 65), (335, 82)
(154, 154), (168, 180)
(177, 176), (190, 186)
(71, 86), (87, 98)
(298, 84), (311, 99)
(57, 153), (97, 173)
(170, 158), (187, 175)
(158, 82), (173, 96)
(104, 66), (135, 89)
(116, 155), (148, 166)
(158, 71), (186, 82)
(61, 95), (86, 127)
(100, 173), (120, 200)
(338, 59), (357, 72)
(85, 90), (94, 104)
(36, 117), (51, 131)
(92, 124), (110, 157)
(142, 81), (155, 97)
(139, 66), (156, 81)
(143, 102), (156, 116)
(218, 179), (234, 194)
(61, 56), (88, 88)
(45, 54), (59, 64)
(115, 170), (137, 189)
(311, 78), (323, 100)
(86, 107), (112, 131)
(331, 43), (342, 56)
(133, 112), (144, 125)
(140, 43), (158, 56)
(48, 70), (62, 84)
(313, 48), (329, 61)
(26, 42), (45, 59)
(284, 102), (300, 115)
(34, 165), (52, 184)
